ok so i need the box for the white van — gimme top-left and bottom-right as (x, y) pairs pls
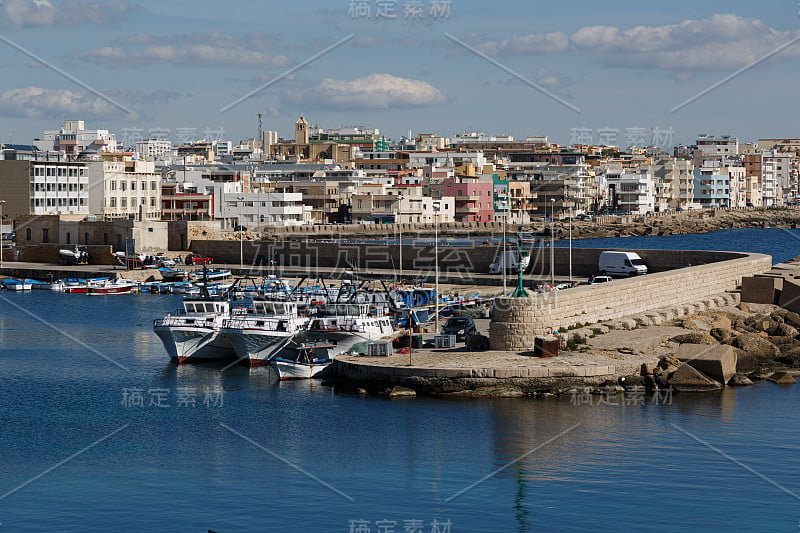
(489, 250), (531, 274)
(598, 251), (648, 277)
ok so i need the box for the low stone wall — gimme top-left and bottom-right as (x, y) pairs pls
(14, 244), (117, 265)
(490, 251), (772, 350)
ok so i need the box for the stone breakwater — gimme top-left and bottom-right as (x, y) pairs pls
(332, 299), (800, 398)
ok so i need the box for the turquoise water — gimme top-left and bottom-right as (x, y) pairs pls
(1, 229), (800, 531)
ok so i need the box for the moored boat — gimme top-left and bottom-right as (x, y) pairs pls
(221, 299), (310, 366)
(2, 278), (34, 291)
(270, 343), (334, 380)
(304, 303), (398, 357)
(86, 278), (136, 295)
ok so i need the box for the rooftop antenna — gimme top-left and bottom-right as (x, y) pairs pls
(257, 113), (263, 151)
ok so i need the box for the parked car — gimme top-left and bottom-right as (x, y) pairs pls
(233, 225), (247, 232)
(153, 255), (176, 268)
(589, 275), (613, 284)
(441, 317), (477, 342)
(184, 253), (213, 265)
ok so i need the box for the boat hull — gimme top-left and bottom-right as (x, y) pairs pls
(2, 281), (32, 291)
(87, 286), (134, 295)
(304, 330), (397, 357)
(270, 358), (332, 380)
(153, 325), (234, 364)
(222, 328), (296, 366)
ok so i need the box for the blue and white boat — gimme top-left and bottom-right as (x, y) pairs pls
(2, 278), (34, 291)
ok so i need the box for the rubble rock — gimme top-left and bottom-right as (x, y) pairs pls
(768, 372), (797, 385)
(675, 344), (739, 385)
(709, 327), (737, 344)
(729, 373), (754, 386)
(669, 332), (718, 345)
(668, 363), (723, 392)
(388, 386), (417, 397)
(731, 334), (780, 359)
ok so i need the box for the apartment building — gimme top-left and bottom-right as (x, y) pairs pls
(0, 158), (89, 219)
(87, 154), (161, 220)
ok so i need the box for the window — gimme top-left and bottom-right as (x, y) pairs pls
(131, 181), (136, 190)
(42, 228), (49, 243)
(84, 232), (90, 244)
(150, 181), (157, 190)
(110, 181), (116, 191)
(26, 228), (31, 240)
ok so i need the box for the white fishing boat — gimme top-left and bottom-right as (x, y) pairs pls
(270, 343), (334, 380)
(153, 295), (234, 363)
(304, 303), (398, 356)
(33, 280), (65, 291)
(221, 299), (310, 367)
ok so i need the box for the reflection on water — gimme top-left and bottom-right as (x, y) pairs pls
(1, 283), (799, 531)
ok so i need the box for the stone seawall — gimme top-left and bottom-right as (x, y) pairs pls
(190, 239), (750, 276)
(490, 251), (772, 350)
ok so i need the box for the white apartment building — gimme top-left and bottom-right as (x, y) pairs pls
(641, 158), (695, 210)
(29, 161), (90, 216)
(87, 156), (162, 220)
(762, 150), (797, 203)
(219, 191), (309, 227)
(36, 120), (119, 155)
(407, 151), (487, 169)
(761, 158), (781, 206)
(135, 138), (173, 160)
(696, 134), (738, 156)
(720, 164), (746, 207)
(605, 172), (656, 213)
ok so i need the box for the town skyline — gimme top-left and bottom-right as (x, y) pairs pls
(1, 0), (800, 145)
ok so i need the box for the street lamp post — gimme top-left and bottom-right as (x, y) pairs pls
(568, 204), (573, 282)
(0, 199), (5, 271)
(237, 195), (245, 272)
(433, 200), (441, 335)
(550, 198), (556, 286)
(397, 194), (404, 285)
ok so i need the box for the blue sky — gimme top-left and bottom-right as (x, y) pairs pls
(0, 0), (799, 148)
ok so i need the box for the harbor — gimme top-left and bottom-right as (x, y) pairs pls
(3, 228), (799, 395)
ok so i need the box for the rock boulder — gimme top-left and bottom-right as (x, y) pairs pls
(668, 363), (723, 392)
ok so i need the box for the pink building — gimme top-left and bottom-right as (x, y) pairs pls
(441, 178), (494, 222)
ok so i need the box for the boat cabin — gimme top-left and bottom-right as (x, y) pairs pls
(183, 299), (230, 315)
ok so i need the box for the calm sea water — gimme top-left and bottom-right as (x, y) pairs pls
(1, 229), (799, 532)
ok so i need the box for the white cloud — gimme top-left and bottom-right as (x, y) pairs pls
(0, 87), (119, 118)
(473, 14), (800, 72)
(77, 32), (289, 68)
(532, 67), (573, 98)
(0, 0), (138, 29)
(285, 73), (447, 110)
(354, 36), (383, 48)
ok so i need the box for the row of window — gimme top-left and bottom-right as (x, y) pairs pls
(32, 198), (84, 207)
(31, 167), (85, 177)
(107, 197), (157, 208)
(108, 180), (158, 191)
(32, 183), (86, 192)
